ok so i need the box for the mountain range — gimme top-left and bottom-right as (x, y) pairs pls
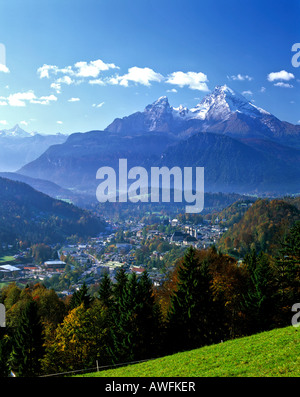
(106, 85), (300, 146)
(0, 124), (67, 171)
(15, 85), (300, 197)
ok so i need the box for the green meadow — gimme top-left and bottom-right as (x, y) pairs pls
(78, 326), (300, 377)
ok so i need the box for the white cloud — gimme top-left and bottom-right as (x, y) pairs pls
(111, 66), (164, 87)
(166, 71), (209, 91)
(273, 82), (293, 88)
(242, 90), (253, 96)
(51, 83), (61, 93)
(7, 91), (36, 107)
(68, 97), (80, 102)
(267, 70), (295, 82)
(0, 64), (10, 73)
(227, 74), (253, 81)
(74, 59), (119, 78)
(0, 100), (7, 106)
(92, 102), (105, 108)
(166, 88), (177, 93)
(56, 120), (63, 124)
(260, 86), (266, 93)
(38, 59), (212, 93)
(0, 120), (8, 125)
(30, 94), (58, 105)
(20, 120), (28, 126)
(3, 91), (57, 106)
(88, 78), (106, 86)
(37, 64), (58, 79)
(56, 75), (74, 85)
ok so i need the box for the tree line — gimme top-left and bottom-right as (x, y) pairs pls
(0, 221), (299, 377)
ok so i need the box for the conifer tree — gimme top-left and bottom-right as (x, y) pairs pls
(69, 282), (92, 310)
(242, 252), (276, 334)
(109, 268), (162, 363)
(167, 247), (219, 353)
(10, 300), (44, 376)
(109, 267), (130, 363)
(135, 271), (162, 359)
(98, 273), (113, 308)
(273, 221), (300, 325)
(0, 330), (11, 377)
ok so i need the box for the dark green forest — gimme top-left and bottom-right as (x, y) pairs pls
(0, 177), (106, 244)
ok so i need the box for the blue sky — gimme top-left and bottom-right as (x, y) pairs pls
(0, 0), (299, 134)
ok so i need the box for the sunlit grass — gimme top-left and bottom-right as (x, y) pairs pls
(77, 326), (300, 377)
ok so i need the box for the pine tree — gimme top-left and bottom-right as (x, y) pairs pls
(69, 282), (93, 310)
(0, 329), (11, 377)
(242, 252), (276, 334)
(273, 221), (300, 325)
(109, 268), (162, 363)
(10, 300), (44, 376)
(98, 273), (113, 308)
(109, 267), (130, 363)
(134, 271), (162, 359)
(167, 247), (219, 353)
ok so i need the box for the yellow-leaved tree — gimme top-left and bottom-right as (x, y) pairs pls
(42, 301), (110, 375)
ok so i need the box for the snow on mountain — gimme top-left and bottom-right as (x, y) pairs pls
(173, 85), (271, 121)
(105, 84), (300, 145)
(142, 85), (272, 125)
(0, 124), (36, 138)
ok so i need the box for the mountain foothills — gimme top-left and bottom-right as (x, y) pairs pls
(0, 176), (106, 244)
(0, 124), (67, 172)
(217, 197), (300, 256)
(18, 85), (300, 196)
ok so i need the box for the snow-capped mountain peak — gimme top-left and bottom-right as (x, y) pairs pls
(0, 124), (36, 138)
(170, 85), (271, 123)
(145, 96), (170, 112)
(186, 85), (269, 121)
(105, 84), (298, 144)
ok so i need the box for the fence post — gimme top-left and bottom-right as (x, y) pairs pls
(0, 303), (5, 327)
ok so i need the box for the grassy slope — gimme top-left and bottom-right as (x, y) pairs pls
(0, 256), (15, 263)
(79, 326), (300, 377)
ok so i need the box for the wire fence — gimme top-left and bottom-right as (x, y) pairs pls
(39, 357), (153, 377)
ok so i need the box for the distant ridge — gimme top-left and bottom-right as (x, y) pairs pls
(17, 85), (300, 196)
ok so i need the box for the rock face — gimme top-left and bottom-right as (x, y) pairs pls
(106, 85), (300, 146)
(18, 86), (300, 196)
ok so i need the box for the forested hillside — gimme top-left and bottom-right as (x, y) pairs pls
(218, 199), (300, 256)
(0, 177), (105, 244)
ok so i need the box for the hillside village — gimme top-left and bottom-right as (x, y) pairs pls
(0, 213), (228, 295)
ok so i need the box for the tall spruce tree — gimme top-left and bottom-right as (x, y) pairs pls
(10, 300), (44, 376)
(167, 247), (220, 354)
(242, 252), (276, 334)
(69, 282), (93, 310)
(98, 273), (113, 308)
(134, 271), (162, 360)
(109, 268), (162, 363)
(273, 221), (300, 325)
(109, 267), (130, 363)
(0, 329), (11, 377)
